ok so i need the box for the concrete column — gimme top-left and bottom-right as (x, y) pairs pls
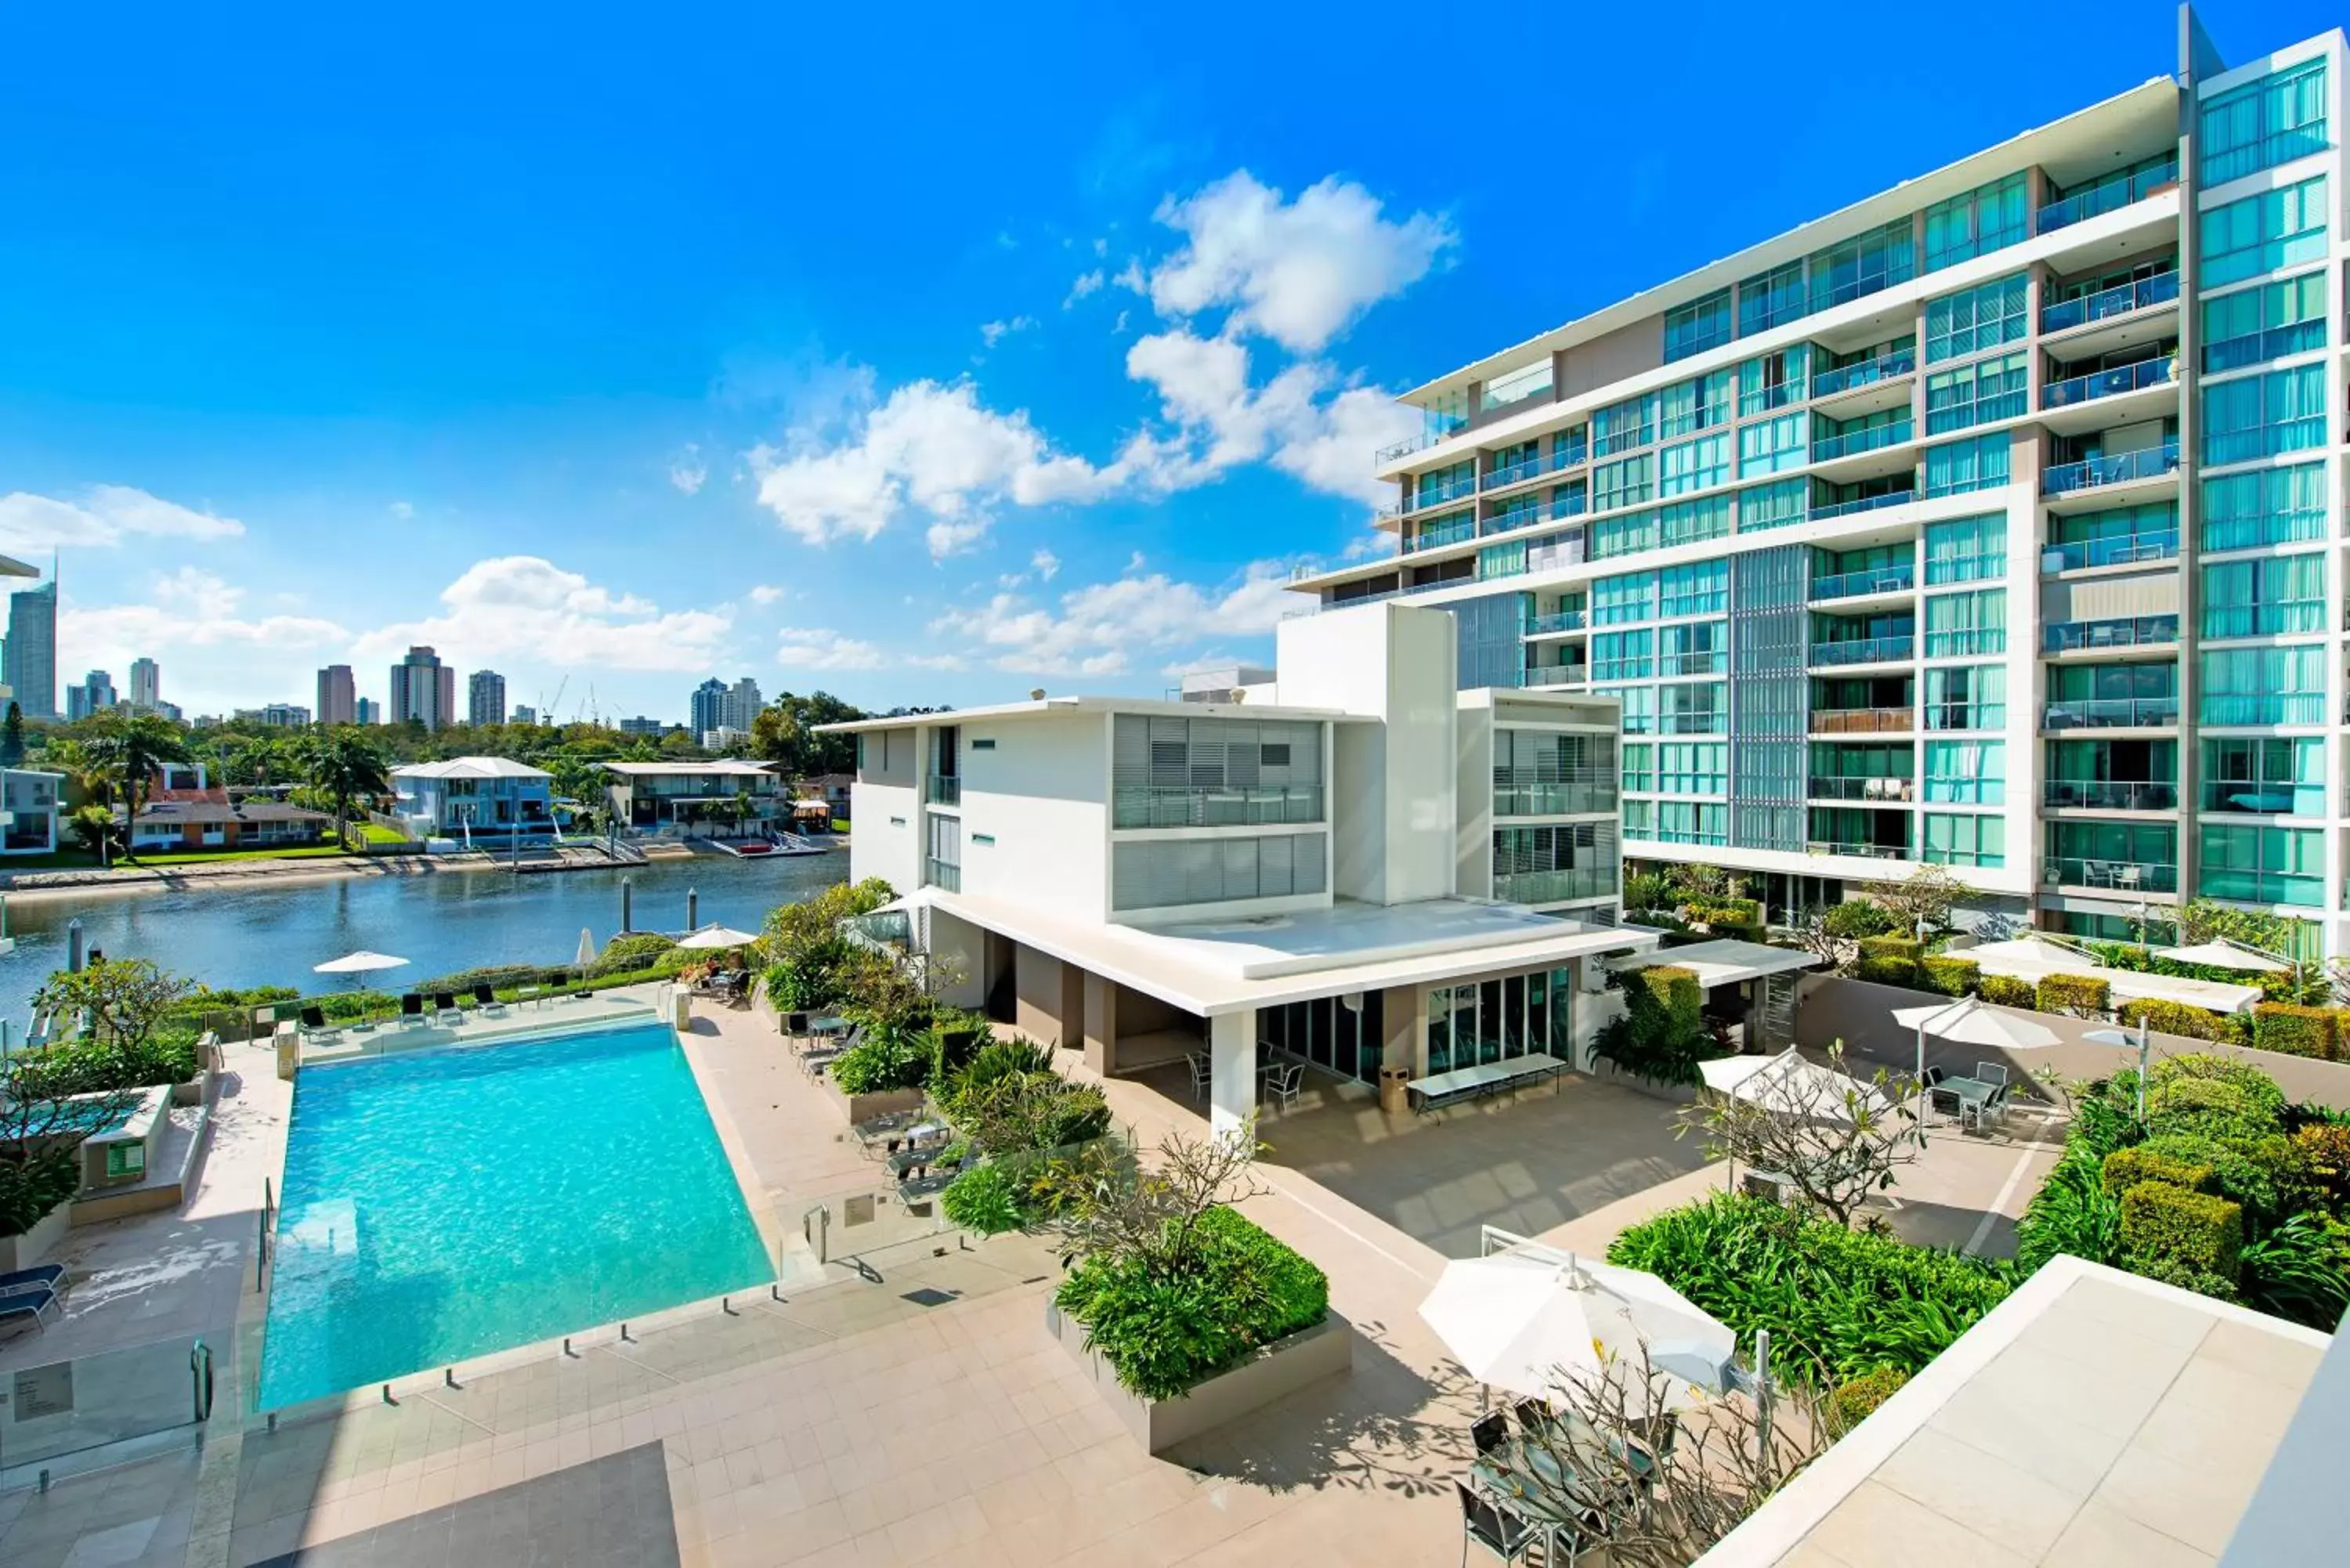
(1082, 973), (1119, 1077)
(1207, 1008), (1258, 1140)
(1379, 982), (1423, 1075)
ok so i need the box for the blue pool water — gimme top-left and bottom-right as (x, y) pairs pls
(258, 1021), (773, 1408)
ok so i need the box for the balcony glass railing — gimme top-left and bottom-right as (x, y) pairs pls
(1925, 702), (2003, 731)
(1405, 475), (1478, 512)
(1112, 784), (1325, 830)
(1591, 659), (1655, 684)
(1401, 514), (1476, 554)
(2042, 858), (2178, 893)
(1811, 420), (1914, 463)
(1657, 711), (1726, 735)
(1807, 776), (1916, 802)
(1811, 564), (1916, 600)
(2042, 614), (2178, 653)
(2042, 529), (2178, 572)
(1809, 488), (1916, 523)
(1495, 776), (1618, 816)
(1807, 840), (1910, 860)
(1658, 650), (1728, 677)
(2200, 867), (2324, 908)
(2204, 319), (2329, 375)
(2204, 779), (2327, 816)
(2044, 779), (2178, 811)
(1810, 635), (1914, 667)
(1485, 445), (1585, 490)
(1523, 665), (1590, 688)
(2035, 159), (2177, 233)
(927, 774), (961, 806)
(1528, 609), (1586, 634)
(1376, 425), (1463, 465)
(1810, 706), (1914, 734)
(1496, 865), (1618, 905)
(2043, 443), (2178, 495)
(2040, 271), (2180, 334)
(1811, 351), (1917, 400)
(924, 859), (962, 893)
(2041, 356), (2176, 410)
(2041, 697), (2179, 729)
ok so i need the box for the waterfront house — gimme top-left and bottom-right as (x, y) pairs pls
(389, 757), (555, 849)
(820, 601), (1654, 1133)
(128, 798), (330, 853)
(0, 766), (64, 854)
(601, 760), (785, 838)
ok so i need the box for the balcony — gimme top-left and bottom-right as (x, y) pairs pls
(2041, 272), (2179, 334)
(1484, 493), (1587, 537)
(1809, 488), (1916, 523)
(1807, 776), (1916, 802)
(1112, 784), (1324, 830)
(1810, 635), (1914, 667)
(2044, 779), (2178, 811)
(2041, 697), (2179, 730)
(1523, 666), (1589, 689)
(2042, 858), (2178, 894)
(1658, 650), (1727, 677)
(1401, 514), (1476, 554)
(924, 858), (962, 894)
(1527, 609), (1586, 634)
(1811, 350), (1917, 400)
(1496, 865), (1618, 905)
(2042, 615), (2178, 654)
(1376, 425), (1462, 465)
(2043, 443), (2178, 496)
(1486, 445), (1585, 490)
(1811, 564), (1916, 602)
(927, 773), (962, 807)
(1495, 774), (1618, 816)
(2041, 529), (2179, 573)
(1811, 419), (1914, 464)
(1806, 841), (1909, 861)
(1404, 474), (1478, 513)
(2041, 356), (2176, 411)
(1810, 706), (1914, 735)
(2035, 158), (2177, 233)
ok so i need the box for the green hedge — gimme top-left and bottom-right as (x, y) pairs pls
(1823, 901), (1898, 939)
(941, 1164), (1030, 1234)
(1979, 974), (2037, 1010)
(1593, 965), (1712, 1086)
(2252, 1003), (2337, 1061)
(1828, 1367), (1911, 1433)
(2117, 998), (2241, 1045)
(2120, 1180), (2243, 1284)
(2101, 1146), (2215, 1200)
(1056, 1206), (1329, 1401)
(1918, 956), (1979, 998)
(1856, 935), (1923, 989)
(2036, 974), (2110, 1017)
(1857, 935), (1922, 963)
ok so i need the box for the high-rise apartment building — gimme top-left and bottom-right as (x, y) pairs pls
(689, 679), (728, 740)
(468, 669), (507, 728)
(1296, 22), (2345, 953)
(65, 670), (117, 721)
(728, 677), (764, 731)
(128, 658), (161, 711)
(512, 704), (539, 727)
(238, 703), (312, 728)
(356, 697), (382, 726)
(316, 665), (356, 726)
(388, 646), (457, 730)
(5, 580), (57, 721)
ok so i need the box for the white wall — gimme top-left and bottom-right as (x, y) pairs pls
(1454, 704), (1495, 898)
(958, 711), (1111, 920)
(848, 779), (921, 897)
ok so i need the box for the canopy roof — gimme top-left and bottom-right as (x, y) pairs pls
(1609, 939), (1823, 988)
(1961, 938), (2263, 1014)
(2149, 939), (2292, 975)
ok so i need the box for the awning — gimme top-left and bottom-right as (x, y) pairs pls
(1960, 938), (2263, 1014)
(2149, 939), (2291, 975)
(1609, 938), (1824, 988)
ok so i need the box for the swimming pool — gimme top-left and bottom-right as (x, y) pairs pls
(258, 1020), (772, 1409)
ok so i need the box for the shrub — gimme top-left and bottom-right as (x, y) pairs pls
(1688, 898), (1766, 941)
(1055, 1206), (1329, 1400)
(2116, 998), (2240, 1045)
(2101, 1146), (2215, 1200)
(2124, 1252), (2243, 1302)
(1822, 901), (1898, 940)
(1918, 956), (1979, 998)
(830, 1032), (929, 1095)
(1855, 935), (1922, 989)
(2141, 1131), (2291, 1219)
(591, 931), (682, 978)
(1624, 870), (1674, 915)
(1856, 935), (1922, 963)
(1979, 974), (2037, 1010)
(413, 963), (555, 995)
(2120, 1180), (2243, 1284)
(2146, 1053), (2287, 1125)
(2145, 1077), (2283, 1141)
(2252, 1003), (2337, 1061)
(9, 1033), (201, 1097)
(941, 1163), (1030, 1235)
(940, 1039), (1055, 1115)
(2290, 1122), (2350, 1205)
(1827, 1367), (1911, 1434)
(1592, 965), (1710, 1086)
(2035, 974), (2110, 1018)
(2240, 1212), (2350, 1328)
(2016, 1145), (2123, 1273)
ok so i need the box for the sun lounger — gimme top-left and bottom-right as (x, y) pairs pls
(897, 1161), (967, 1203)
(432, 992), (463, 1027)
(0, 1264), (65, 1296)
(472, 984), (506, 1015)
(0, 1266), (64, 1331)
(399, 993), (428, 1029)
(298, 1006), (342, 1044)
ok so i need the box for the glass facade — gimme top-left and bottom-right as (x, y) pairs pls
(2204, 737), (2326, 818)
(1925, 352), (2029, 433)
(2202, 272), (2327, 373)
(2201, 554), (2326, 639)
(2201, 364), (2327, 466)
(1924, 812), (2005, 869)
(1924, 739), (2005, 805)
(1924, 588), (2006, 658)
(2200, 59), (2328, 187)
(1809, 219), (1914, 311)
(1426, 970), (1574, 1076)
(1663, 291), (1731, 363)
(2199, 824), (2324, 908)
(2200, 646), (2326, 727)
(1925, 273), (2030, 363)
(2200, 175), (2328, 288)
(1923, 433), (2011, 497)
(2203, 462), (2325, 552)
(1925, 664), (2004, 730)
(1924, 514), (2005, 585)
(1923, 175), (2027, 273)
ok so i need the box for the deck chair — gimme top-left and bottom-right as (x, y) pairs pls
(1264, 1062), (1304, 1115)
(1186, 1051), (1212, 1104)
(472, 983), (506, 1016)
(398, 993), (428, 1029)
(432, 992), (463, 1026)
(298, 1006), (342, 1044)
(1470, 1411), (1510, 1456)
(1456, 1481), (1541, 1566)
(0, 1265), (65, 1332)
(1975, 1061), (2010, 1089)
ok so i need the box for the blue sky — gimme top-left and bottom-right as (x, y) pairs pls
(0, 0), (2325, 721)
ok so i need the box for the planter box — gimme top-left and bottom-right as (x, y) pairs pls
(1048, 1298), (1353, 1454)
(815, 1072), (926, 1127)
(0, 1198), (71, 1274)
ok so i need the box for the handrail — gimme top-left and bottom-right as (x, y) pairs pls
(2041, 270), (2178, 334)
(256, 1177), (277, 1292)
(2041, 356), (2175, 410)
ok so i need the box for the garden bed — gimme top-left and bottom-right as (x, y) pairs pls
(1047, 1295), (1353, 1454)
(0, 1197), (71, 1273)
(816, 1073), (925, 1125)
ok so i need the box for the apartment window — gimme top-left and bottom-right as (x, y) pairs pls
(1924, 174), (2028, 273)
(1924, 514), (2005, 585)
(2048, 500), (2178, 568)
(1622, 799), (1655, 837)
(1738, 412), (1810, 477)
(1111, 832), (1328, 911)
(1112, 715), (1328, 828)
(1925, 588), (2006, 658)
(1620, 743), (1655, 793)
(1593, 570), (1658, 627)
(2200, 645), (2326, 726)
(1592, 629), (1656, 684)
(1658, 372), (1734, 439)
(1417, 460), (1476, 507)
(1808, 219), (1914, 311)
(2200, 363), (2327, 467)
(2202, 553), (2326, 638)
(1593, 454), (1654, 513)
(1594, 393), (1658, 457)
(1739, 347), (1809, 415)
(1477, 540), (1529, 580)
(2200, 58), (2329, 188)
(2046, 820), (2176, 885)
(1924, 352), (2028, 434)
(1738, 260), (1807, 336)
(1658, 682), (1726, 735)
(1654, 800), (1728, 846)
(2202, 272), (2328, 373)
(1924, 273), (2030, 363)
(1488, 492), (1547, 533)
(1925, 740), (2005, 805)
(924, 813), (962, 892)
(1663, 291), (1732, 363)
(1923, 812), (2005, 869)
(1655, 742), (1727, 794)
(2203, 462), (2325, 552)
(2200, 175), (2328, 289)
(1660, 620), (1726, 676)
(2204, 736), (2326, 817)
(1922, 433), (2010, 497)
(1603, 684), (1657, 735)
(2198, 823), (2325, 908)
(1480, 359), (1555, 414)
(1925, 663), (2005, 729)
(1660, 433), (1730, 497)
(1737, 478), (1809, 531)
(1658, 497), (1732, 549)
(1591, 508), (1660, 559)
(1658, 559), (1729, 619)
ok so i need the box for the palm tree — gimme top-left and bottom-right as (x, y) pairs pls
(298, 727), (392, 849)
(76, 712), (193, 865)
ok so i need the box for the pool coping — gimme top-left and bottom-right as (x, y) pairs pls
(298, 995), (665, 1067)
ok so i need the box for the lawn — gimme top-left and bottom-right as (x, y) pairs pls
(126, 844), (360, 867)
(349, 822), (410, 845)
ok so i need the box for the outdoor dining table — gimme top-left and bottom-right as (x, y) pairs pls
(808, 1014), (852, 1036)
(1931, 1075), (2001, 1129)
(1470, 1436), (1628, 1559)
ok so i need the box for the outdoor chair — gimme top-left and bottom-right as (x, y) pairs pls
(1470, 1412), (1510, 1457)
(1928, 1085), (1962, 1122)
(298, 1006), (342, 1044)
(398, 993), (427, 1029)
(432, 992), (463, 1027)
(1976, 1062), (2010, 1089)
(0, 1280), (61, 1333)
(1511, 1400), (1557, 1443)
(1922, 1064), (1947, 1089)
(1186, 1051), (1211, 1104)
(1455, 1480), (1540, 1567)
(471, 984), (506, 1015)
(1264, 1062), (1304, 1115)
(1974, 1083), (2012, 1132)
(0, 1265), (65, 1296)
(786, 1010), (812, 1039)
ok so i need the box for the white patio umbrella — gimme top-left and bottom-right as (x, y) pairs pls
(2149, 939), (2291, 975)
(312, 950), (408, 1024)
(1699, 1046), (1893, 1125)
(675, 924), (758, 951)
(1419, 1251), (1736, 1412)
(573, 927), (596, 992)
(1893, 997), (2059, 1130)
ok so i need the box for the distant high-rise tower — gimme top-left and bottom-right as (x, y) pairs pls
(726, 677), (765, 733)
(128, 657), (161, 711)
(388, 646), (457, 730)
(5, 576), (58, 721)
(689, 678), (728, 739)
(467, 670), (508, 728)
(65, 669), (116, 721)
(511, 704), (539, 727)
(356, 696), (382, 726)
(316, 664), (356, 726)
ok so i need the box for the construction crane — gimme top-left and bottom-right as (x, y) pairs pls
(547, 676), (568, 728)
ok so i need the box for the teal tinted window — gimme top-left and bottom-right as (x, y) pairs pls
(2201, 364), (2326, 467)
(1924, 174), (2027, 272)
(1923, 813), (2005, 868)
(1658, 372), (1734, 438)
(1593, 393), (1658, 456)
(1737, 412), (1809, 476)
(1925, 352), (2028, 434)
(1664, 291), (1732, 363)
(1738, 347), (1809, 416)
(2202, 273), (2327, 372)
(1924, 588), (2005, 658)
(1808, 219), (1914, 311)
(1737, 479), (1809, 532)
(1738, 261), (1806, 335)
(1658, 496), (1731, 547)
(1660, 434), (1730, 497)
(2200, 645), (2326, 726)
(2203, 462), (2324, 552)
(1659, 560), (1728, 619)
(2200, 59), (2328, 187)
(1593, 454), (1654, 512)
(2198, 823), (2324, 908)
(2201, 176), (2328, 288)
(2202, 553), (2326, 638)
(1924, 740), (2005, 805)
(1593, 571), (1658, 626)
(1925, 274), (2029, 363)
(1924, 514), (2005, 585)
(1923, 434), (2010, 497)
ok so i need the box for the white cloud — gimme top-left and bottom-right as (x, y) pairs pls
(387, 500), (416, 520)
(352, 555), (731, 673)
(927, 560), (1303, 677)
(776, 627), (887, 671)
(667, 443), (709, 495)
(1063, 269), (1104, 308)
(65, 569), (349, 701)
(1112, 259), (1147, 294)
(1147, 171), (1453, 352)
(925, 516), (990, 561)
(1030, 548), (1060, 581)
(978, 316), (1036, 347)
(0, 484), (245, 550)
(747, 583), (785, 605)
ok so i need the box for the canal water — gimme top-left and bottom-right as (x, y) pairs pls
(0, 851), (849, 1023)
